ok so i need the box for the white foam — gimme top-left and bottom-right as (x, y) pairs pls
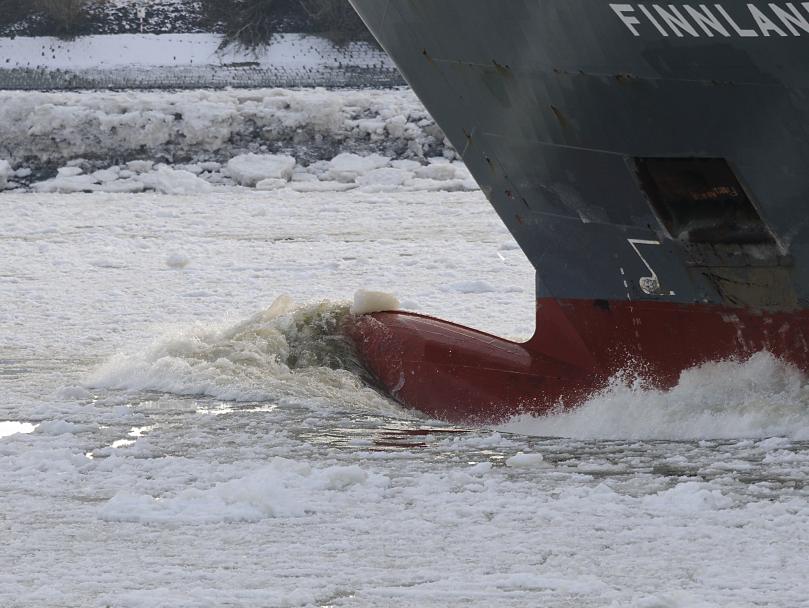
(499, 352), (809, 440)
(86, 296), (399, 415)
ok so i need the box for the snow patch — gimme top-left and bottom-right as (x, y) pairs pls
(414, 161), (458, 181)
(0, 33), (392, 72)
(227, 153), (296, 187)
(505, 452), (546, 468)
(57, 166), (83, 178)
(446, 280), (497, 294)
(55, 385), (92, 401)
(636, 591), (722, 608)
(327, 153), (391, 183)
(255, 178), (289, 191)
(32, 173), (99, 194)
(0, 421), (36, 439)
(643, 482), (734, 513)
(138, 166), (212, 195)
(165, 253), (190, 269)
(35, 420), (94, 435)
(468, 462), (493, 475)
(356, 167), (411, 189)
(98, 459), (381, 523)
(0, 159), (12, 189)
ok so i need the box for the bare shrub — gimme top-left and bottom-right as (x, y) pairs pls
(299, 0), (370, 42)
(37, 0), (94, 36)
(200, 0), (278, 49)
(0, 0), (38, 27)
(201, 0), (370, 49)
(0, 0), (98, 36)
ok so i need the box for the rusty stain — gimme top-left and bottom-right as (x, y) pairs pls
(421, 48), (432, 62)
(550, 105), (570, 129)
(516, 214), (524, 225)
(492, 59), (512, 75)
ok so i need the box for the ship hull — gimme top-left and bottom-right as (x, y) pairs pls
(347, 299), (809, 423)
(346, 0), (809, 421)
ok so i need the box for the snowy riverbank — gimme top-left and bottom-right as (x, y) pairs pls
(0, 34), (402, 90)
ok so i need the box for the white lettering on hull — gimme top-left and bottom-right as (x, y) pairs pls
(610, 2), (809, 38)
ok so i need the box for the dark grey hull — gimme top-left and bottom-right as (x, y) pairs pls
(349, 0), (809, 310)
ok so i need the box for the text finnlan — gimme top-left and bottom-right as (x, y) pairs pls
(611, 2), (809, 37)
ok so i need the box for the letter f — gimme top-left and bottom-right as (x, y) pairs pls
(610, 4), (642, 36)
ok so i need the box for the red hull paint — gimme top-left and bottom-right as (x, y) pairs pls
(344, 299), (809, 423)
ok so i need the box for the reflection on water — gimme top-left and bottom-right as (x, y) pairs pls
(110, 425), (156, 450)
(196, 403), (279, 416)
(0, 420), (36, 438)
(298, 419), (470, 452)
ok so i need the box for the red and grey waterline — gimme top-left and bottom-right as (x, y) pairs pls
(344, 0), (809, 423)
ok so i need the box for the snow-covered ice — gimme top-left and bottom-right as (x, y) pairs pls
(327, 153), (392, 183)
(0, 87), (483, 201)
(2, 185), (809, 607)
(0, 159), (11, 189)
(0, 88), (450, 173)
(3, 79), (809, 605)
(504, 452), (546, 468)
(227, 154), (297, 187)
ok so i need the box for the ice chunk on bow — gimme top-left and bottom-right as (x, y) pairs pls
(351, 290), (400, 315)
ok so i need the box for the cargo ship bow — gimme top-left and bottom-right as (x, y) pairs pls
(345, 0), (809, 423)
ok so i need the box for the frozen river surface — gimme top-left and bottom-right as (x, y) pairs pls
(2, 189), (809, 608)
